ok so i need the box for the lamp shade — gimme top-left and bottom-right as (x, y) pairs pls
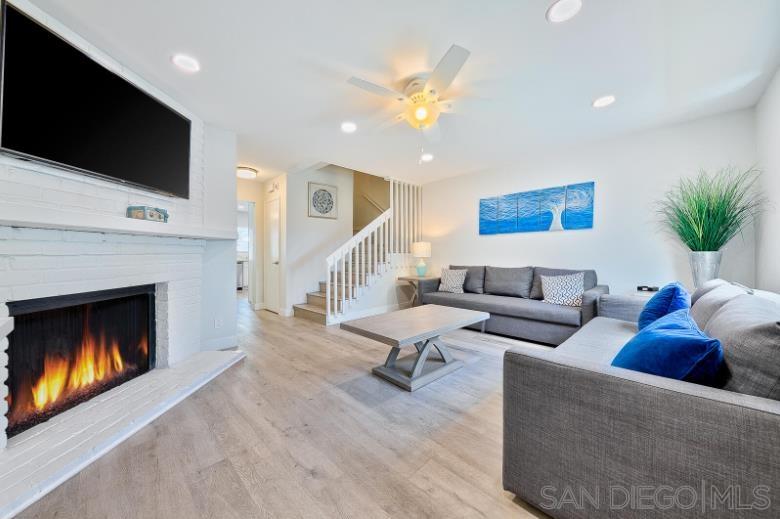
(411, 241), (431, 258)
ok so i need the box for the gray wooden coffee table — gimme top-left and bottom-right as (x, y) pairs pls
(340, 304), (490, 391)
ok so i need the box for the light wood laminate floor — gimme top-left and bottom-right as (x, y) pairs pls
(19, 299), (550, 519)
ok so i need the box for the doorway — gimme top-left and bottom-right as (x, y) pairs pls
(264, 197), (281, 313)
(237, 200), (256, 307)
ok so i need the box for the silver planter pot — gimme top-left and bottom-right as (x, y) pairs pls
(689, 251), (722, 288)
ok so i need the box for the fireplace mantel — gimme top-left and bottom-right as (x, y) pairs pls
(0, 201), (235, 241)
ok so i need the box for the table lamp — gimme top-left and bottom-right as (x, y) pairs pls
(411, 241), (431, 276)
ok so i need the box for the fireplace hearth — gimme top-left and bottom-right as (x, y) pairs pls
(4, 285), (155, 437)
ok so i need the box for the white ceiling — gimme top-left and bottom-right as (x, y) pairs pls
(30, 0), (780, 184)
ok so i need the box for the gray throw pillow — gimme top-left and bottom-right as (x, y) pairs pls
(691, 279), (729, 306)
(542, 272), (585, 307)
(690, 283), (749, 329)
(450, 265), (486, 294)
(705, 294), (780, 399)
(531, 268), (597, 300)
(484, 266), (533, 298)
(438, 269), (468, 294)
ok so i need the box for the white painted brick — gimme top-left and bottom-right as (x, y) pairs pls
(0, 270), (44, 287)
(0, 258), (8, 270)
(0, 180), (43, 200)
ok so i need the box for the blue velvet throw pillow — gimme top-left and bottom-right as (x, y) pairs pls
(638, 282), (691, 330)
(612, 309), (724, 386)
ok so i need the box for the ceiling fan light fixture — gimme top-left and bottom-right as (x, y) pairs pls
(236, 166), (259, 180)
(414, 106), (429, 121)
(546, 0), (583, 23)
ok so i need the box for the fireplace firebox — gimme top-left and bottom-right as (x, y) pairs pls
(4, 285), (155, 437)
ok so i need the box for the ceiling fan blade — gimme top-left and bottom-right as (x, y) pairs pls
(425, 45), (471, 97)
(422, 122), (442, 143)
(376, 113), (407, 131)
(347, 77), (406, 101)
(437, 99), (457, 113)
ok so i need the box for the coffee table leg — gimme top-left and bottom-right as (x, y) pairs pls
(410, 340), (433, 378)
(430, 337), (455, 363)
(384, 347), (401, 369)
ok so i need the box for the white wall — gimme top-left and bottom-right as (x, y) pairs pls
(422, 109), (758, 294)
(756, 68), (780, 292)
(284, 164), (353, 314)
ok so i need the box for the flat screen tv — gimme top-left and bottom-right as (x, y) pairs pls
(0, 3), (191, 198)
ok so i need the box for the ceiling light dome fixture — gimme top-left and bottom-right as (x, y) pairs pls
(592, 94), (616, 108)
(546, 0), (583, 23)
(171, 53), (201, 73)
(236, 166), (258, 180)
(340, 121), (357, 133)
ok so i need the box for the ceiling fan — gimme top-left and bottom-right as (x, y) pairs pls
(347, 44), (471, 141)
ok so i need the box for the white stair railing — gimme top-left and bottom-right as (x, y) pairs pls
(323, 178), (423, 324)
(325, 208), (393, 323)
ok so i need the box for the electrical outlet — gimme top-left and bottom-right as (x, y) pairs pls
(214, 317), (223, 329)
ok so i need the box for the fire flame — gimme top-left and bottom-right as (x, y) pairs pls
(29, 331), (140, 412)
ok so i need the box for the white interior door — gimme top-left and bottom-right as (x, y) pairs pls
(264, 197), (281, 313)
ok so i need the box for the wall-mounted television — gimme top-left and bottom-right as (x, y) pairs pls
(0, 2), (191, 199)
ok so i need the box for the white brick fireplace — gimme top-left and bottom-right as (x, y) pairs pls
(0, 227), (209, 441)
(0, 1), (241, 514)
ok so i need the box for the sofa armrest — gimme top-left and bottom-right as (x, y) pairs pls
(418, 277), (440, 303)
(597, 293), (647, 323)
(581, 285), (609, 325)
(503, 345), (780, 517)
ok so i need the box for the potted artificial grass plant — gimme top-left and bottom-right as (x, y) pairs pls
(658, 167), (764, 287)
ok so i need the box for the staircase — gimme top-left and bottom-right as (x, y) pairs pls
(293, 179), (422, 324)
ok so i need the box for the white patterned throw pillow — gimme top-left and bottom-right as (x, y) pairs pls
(439, 269), (468, 294)
(542, 272), (585, 307)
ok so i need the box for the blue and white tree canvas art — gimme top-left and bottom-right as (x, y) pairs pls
(479, 181), (595, 235)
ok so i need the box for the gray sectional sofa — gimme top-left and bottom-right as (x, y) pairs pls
(503, 280), (780, 518)
(419, 266), (608, 345)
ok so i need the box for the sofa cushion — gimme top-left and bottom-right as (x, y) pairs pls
(690, 282), (749, 329)
(553, 317), (638, 364)
(638, 282), (690, 330)
(705, 294), (780, 399)
(484, 266), (534, 298)
(690, 278), (728, 306)
(422, 291), (581, 326)
(612, 310), (725, 386)
(450, 265), (486, 294)
(530, 267), (597, 300)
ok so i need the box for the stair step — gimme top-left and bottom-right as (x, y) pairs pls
(306, 291), (345, 311)
(292, 303), (326, 324)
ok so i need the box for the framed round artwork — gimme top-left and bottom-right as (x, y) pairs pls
(308, 182), (338, 219)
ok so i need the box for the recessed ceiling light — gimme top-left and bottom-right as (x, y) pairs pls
(171, 53), (200, 73)
(546, 0), (583, 23)
(341, 121), (357, 133)
(236, 166), (258, 180)
(420, 153), (434, 163)
(592, 94), (616, 108)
